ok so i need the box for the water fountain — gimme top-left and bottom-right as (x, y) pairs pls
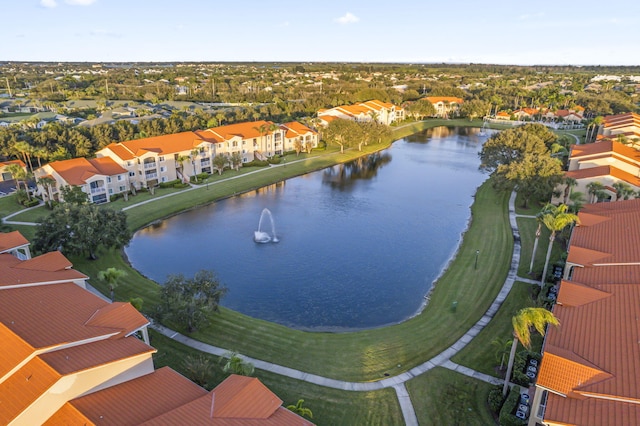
(254, 208), (279, 243)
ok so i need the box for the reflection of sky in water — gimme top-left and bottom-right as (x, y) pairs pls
(127, 127), (493, 331)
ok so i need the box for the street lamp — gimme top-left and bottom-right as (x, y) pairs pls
(475, 250), (479, 270)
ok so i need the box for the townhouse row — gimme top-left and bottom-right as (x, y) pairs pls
(552, 112), (640, 206)
(35, 120), (318, 204)
(317, 99), (405, 126)
(0, 230), (314, 425)
(528, 199), (640, 425)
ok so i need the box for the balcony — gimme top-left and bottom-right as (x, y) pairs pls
(144, 162), (157, 169)
(201, 159), (211, 167)
(145, 172), (158, 180)
(90, 186), (106, 195)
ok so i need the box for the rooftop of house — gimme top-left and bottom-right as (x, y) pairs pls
(102, 130), (213, 160)
(0, 159), (26, 168)
(603, 112), (640, 128)
(424, 96), (464, 104)
(200, 120), (276, 143)
(569, 139), (640, 163)
(538, 199), (640, 425)
(47, 157), (127, 185)
(280, 121), (316, 139)
(0, 230), (29, 253)
(565, 165), (640, 189)
(0, 251), (87, 288)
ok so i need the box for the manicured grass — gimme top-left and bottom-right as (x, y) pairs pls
(0, 194), (26, 217)
(74, 179), (513, 382)
(151, 330), (403, 426)
(6, 204), (49, 223)
(102, 186), (188, 211)
(406, 367), (496, 425)
(450, 282), (536, 376)
(514, 191), (551, 216)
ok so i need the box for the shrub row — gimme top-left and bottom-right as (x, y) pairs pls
(499, 385), (527, 426)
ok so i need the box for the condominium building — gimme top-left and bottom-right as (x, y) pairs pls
(317, 99), (404, 126)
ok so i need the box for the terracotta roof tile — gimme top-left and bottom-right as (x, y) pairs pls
(0, 357), (60, 425)
(0, 283), (137, 349)
(556, 280), (612, 307)
(572, 265), (640, 286)
(48, 157), (126, 186)
(200, 121), (275, 143)
(0, 252), (87, 288)
(569, 139), (640, 163)
(103, 131), (208, 161)
(0, 159), (26, 168)
(538, 348), (612, 396)
(45, 367), (207, 426)
(0, 231), (29, 253)
(280, 121), (316, 139)
(425, 96), (464, 104)
(84, 302), (149, 337)
(141, 375), (314, 425)
(545, 391), (640, 426)
(0, 322), (34, 381)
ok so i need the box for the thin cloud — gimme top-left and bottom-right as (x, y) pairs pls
(335, 12), (359, 25)
(65, 0), (97, 5)
(518, 12), (544, 20)
(40, 0), (57, 8)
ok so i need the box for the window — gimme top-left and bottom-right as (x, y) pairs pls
(161, 177), (167, 183)
(242, 140), (246, 145)
(126, 161), (132, 167)
(253, 138), (257, 144)
(242, 150), (246, 154)
(232, 141), (238, 147)
(218, 143), (223, 148)
(129, 172), (135, 177)
(159, 156), (165, 162)
(117, 175), (123, 181)
(107, 177), (112, 183)
(109, 189), (113, 194)
(242, 158), (248, 163)
(160, 166), (166, 172)
(119, 186), (126, 192)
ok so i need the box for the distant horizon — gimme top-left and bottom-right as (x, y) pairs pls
(2, 0), (639, 66)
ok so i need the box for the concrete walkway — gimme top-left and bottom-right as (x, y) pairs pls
(2, 199), (44, 226)
(150, 189), (524, 424)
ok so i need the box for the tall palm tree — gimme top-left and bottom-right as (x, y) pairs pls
(190, 149), (200, 182)
(540, 204), (580, 286)
(568, 191), (586, 213)
(503, 307), (559, 396)
(37, 175), (56, 208)
(6, 163), (31, 201)
(528, 204), (555, 275)
(563, 177), (577, 204)
(175, 154), (190, 182)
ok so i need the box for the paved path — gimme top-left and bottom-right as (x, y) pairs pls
(2, 199), (44, 226)
(149, 189), (523, 424)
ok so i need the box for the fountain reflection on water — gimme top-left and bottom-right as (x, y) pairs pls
(254, 208), (279, 243)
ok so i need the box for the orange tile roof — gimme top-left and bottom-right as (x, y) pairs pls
(0, 252), (87, 288)
(0, 159), (26, 168)
(0, 357), (60, 425)
(0, 283), (141, 350)
(48, 157), (127, 186)
(85, 302), (149, 337)
(104, 131), (209, 160)
(0, 321), (34, 382)
(603, 112), (640, 128)
(45, 367), (207, 425)
(0, 231), (29, 253)
(200, 120), (276, 143)
(565, 164), (640, 188)
(570, 139), (640, 163)
(141, 375), (314, 425)
(361, 99), (395, 111)
(539, 199), (640, 425)
(544, 392), (640, 426)
(425, 96), (464, 104)
(280, 121), (316, 139)
(556, 280), (611, 307)
(318, 115), (339, 124)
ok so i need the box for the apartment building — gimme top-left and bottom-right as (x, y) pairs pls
(317, 99), (404, 126)
(424, 96), (464, 118)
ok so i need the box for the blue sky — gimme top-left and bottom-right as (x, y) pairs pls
(2, 0), (639, 65)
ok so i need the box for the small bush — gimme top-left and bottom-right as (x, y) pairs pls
(159, 179), (181, 188)
(23, 198), (40, 208)
(488, 385), (506, 413)
(268, 156), (282, 165)
(173, 183), (190, 189)
(190, 173), (210, 182)
(499, 386), (527, 426)
(110, 193), (123, 202)
(244, 159), (269, 167)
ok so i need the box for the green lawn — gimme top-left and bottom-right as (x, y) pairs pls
(406, 367), (496, 425)
(150, 330), (403, 426)
(450, 282), (535, 376)
(0, 194), (27, 217)
(74, 179), (512, 382)
(516, 217), (564, 280)
(5, 204), (49, 223)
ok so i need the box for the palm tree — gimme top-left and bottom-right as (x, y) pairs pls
(528, 203), (555, 275)
(6, 163), (31, 201)
(190, 149), (200, 183)
(37, 176), (56, 209)
(253, 123), (269, 157)
(221, 352), (254, 376)
(563, 177), (577, 204)
(98, 267), (128, 302)
(539, 204), (580, 286)
(568, 191), (586, 213)
(491, 337), (513, 370)
(503, 307), (559, 396)
(586, 181), (606, 203)
(287, 399), (313, 419)
(175, 154), (190, 182)
(612, 181), (635, 201)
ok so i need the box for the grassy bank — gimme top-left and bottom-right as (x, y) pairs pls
(75, 177), (512, 382)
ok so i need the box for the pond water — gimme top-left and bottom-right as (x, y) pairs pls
(126, 126), (491, 331)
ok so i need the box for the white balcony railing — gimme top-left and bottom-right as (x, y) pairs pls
(145, 173), (158, 180)
(90, 186), (106, 195)
(201, 159), (211, 167)
(144, 162), (157, 169)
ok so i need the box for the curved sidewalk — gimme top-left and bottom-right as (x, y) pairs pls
(151, 190), (522, 424)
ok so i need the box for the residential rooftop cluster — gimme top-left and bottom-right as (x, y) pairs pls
(0, 230), (313, 425)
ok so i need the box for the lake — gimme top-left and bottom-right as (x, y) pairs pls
(126, 126), (491, 331)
